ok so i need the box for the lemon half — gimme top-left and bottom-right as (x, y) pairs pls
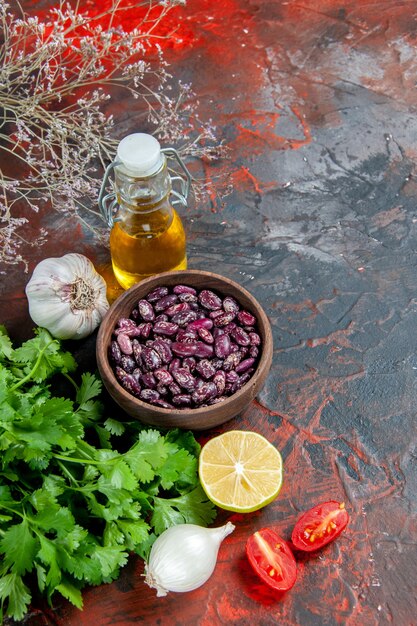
(198, 430), (283, 513)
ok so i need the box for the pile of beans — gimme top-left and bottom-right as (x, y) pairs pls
(108, 284), (262, 409)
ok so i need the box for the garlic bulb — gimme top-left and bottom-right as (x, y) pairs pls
(25, 253), (109, 340)
(144, 522), (235, 597)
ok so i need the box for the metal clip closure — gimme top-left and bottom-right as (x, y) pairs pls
(98, 148), (192, 226)
(161, 148), (192, 207)
(98, 161), (120, 227)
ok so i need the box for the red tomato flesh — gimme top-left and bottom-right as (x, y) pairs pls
(291, 500), (349, 552)
(246, 528), (297, 591)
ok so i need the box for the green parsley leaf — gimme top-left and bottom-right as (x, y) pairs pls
(62, 526), (89, 552)
(104, 418), (125, 436)
(150, 500), (184, 534)
(116, 519), (150, 550)
(38, 536), (62, 592)
(91, 545), (129, 579)
(56, 578), (83, 610)
(77, 399), (103, 423)
(0, 485), (17, 509)
(94, 424), (112, 449)
(0, 519), (39, 575)
(30, 486), (60, 513)
(124, 430), (171, 483)
(76, 372), (102, 405)
(33, 506), (76, 536)
(165, 428), (201, 458)
(105, 458), (138, 491)
(36, 564), (47, 593)
(59, 542), (103, 584)
(0, 327), (13, 360)
(0, 367), (11, 405)
(157, 448), (198, 491)
(0, 573), (31, 621)
(12, 328), (76, 383)
(103, 522), (125, 547)
(151, 486), (216, 535)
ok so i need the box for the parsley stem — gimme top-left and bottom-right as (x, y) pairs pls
(10, 340), (56, 391)
(57, 459), (79, 485)
(77, 439), (104, 458)
(63, 372), (79, 392)
(53, 453), (103, 466)
(0, 504), (24, 519)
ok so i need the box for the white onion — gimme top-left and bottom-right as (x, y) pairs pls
(144, 522), (235, 597)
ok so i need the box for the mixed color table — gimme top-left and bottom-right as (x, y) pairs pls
(2, 1), (417, 624)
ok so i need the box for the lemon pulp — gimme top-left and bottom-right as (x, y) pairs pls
(198, 430), (283, 513)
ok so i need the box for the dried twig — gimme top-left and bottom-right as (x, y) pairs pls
(0, 0), (228, 271)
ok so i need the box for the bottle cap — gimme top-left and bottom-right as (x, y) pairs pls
(116, 133), (163, 176)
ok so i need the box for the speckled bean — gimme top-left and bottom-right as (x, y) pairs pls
(146, 286), (169, 302)
(198, 289), (222, 310)
(117, 333), (133, 355)
(154, 294), (178, 312)
(138, 299), (155, 321)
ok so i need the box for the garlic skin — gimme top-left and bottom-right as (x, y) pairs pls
(144, 522), (235, 597)
(25, 253), (109, 340)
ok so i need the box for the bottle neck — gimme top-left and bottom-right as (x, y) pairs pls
(114, 159), (171, 211)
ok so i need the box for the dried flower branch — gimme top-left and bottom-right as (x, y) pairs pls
(0, 0), (228, 271)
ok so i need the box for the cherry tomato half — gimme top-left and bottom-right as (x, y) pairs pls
(291, 500), (349, 552)
(246, 528), (297, 592)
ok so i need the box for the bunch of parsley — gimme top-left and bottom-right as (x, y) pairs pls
(0, 326), (216, 622)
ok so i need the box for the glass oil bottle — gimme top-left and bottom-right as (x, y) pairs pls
(99, 133), (191, 290)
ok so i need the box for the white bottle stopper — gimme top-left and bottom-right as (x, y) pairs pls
(116, 133), (163, 176)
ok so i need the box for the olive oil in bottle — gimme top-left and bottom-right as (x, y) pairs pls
(99, 133), (190, 290)
(110, 205), (187, 289)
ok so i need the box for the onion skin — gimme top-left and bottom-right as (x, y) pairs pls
(144, 522), (235, 597)
(25, 253), (109, 340)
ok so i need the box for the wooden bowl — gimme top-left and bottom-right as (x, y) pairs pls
(96, 270), (273, 430)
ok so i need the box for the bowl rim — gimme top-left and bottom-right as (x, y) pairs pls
(96, 269), (273, 416)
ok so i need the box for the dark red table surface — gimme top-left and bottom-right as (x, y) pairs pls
(2, 1), (417, 625)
